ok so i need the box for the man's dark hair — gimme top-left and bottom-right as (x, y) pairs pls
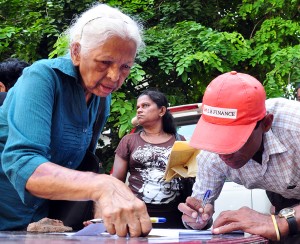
(0, 58), (30, 90)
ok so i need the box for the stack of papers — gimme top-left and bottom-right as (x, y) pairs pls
(164, 141), (200, 182)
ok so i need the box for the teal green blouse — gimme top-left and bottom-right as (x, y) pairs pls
(0, 55), (111, 230)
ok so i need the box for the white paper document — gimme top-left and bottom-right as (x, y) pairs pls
(57, 224), (243, 244)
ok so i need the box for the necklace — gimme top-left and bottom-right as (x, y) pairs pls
(142, 130), (165, 144)
(143, 130), (163, 136)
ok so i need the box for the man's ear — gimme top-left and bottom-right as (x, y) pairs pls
(0, 82), (7, 92)
(70, 42), (81, 66)
(262, 113), (273, 132)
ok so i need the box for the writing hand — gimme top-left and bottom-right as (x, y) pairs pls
(178, 196), (214, 229)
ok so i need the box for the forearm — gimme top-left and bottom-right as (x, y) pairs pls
(26, 162), (151, 237)
(111, 167), (127, 182)
(26, 162), (109, 201)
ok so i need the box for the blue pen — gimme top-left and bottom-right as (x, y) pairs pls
(90, 217), (166, 224)
(196, 190), (212, 223)
(202, 190), (212, 208)
(150, 217), (166, 223)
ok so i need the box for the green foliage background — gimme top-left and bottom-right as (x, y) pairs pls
(1, 0), (299, 172)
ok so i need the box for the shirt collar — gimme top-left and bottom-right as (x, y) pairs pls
(263, 129), (287, 163)
(51, 53), (79, 82)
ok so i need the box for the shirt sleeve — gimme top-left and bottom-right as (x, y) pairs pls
(115, 134), (132, 160)
(192, 151), (227, 204)
(1, 61), (58, 206)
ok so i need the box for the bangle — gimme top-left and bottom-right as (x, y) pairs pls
(271, 214), (280, 241)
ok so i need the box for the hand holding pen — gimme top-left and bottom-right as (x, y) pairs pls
(178, 192), (214, 230)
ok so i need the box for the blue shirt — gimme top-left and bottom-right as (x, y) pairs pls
(0, 55), (111, 230)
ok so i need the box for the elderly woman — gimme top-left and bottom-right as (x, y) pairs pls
(0, 3), (151, 237)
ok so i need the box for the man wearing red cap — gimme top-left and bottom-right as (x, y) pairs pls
(178, 71), (300, 242)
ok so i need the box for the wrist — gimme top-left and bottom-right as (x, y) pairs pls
(90, 174), (114, 201)
(277, 215), (289, 237)
(278, 207), (298, 237)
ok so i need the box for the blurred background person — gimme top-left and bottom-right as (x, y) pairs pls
(112, 89), (188, 228)
(0, 58), (29, 106)
(0, 58), (29, 92)
(296, 84), (300, 101)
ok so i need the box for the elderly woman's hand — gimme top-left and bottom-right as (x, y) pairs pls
(92, 174), (152, 237)
(178, 196), (214, 230)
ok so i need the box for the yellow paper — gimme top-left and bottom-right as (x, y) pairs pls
(164, 141), (200, 182)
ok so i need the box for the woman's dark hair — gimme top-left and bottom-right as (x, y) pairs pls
(138, 89), (177, 134)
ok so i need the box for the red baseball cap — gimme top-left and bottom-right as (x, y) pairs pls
(190, 71), (266, 154)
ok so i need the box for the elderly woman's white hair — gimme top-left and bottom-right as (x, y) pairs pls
(66, 3), (144, 55)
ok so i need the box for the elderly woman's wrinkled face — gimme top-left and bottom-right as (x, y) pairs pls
(72, 35), (136, 98)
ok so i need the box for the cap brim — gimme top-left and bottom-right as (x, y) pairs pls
(189, 116), (256, 154)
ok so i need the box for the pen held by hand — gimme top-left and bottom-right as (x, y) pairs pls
(202, 190), (212, 209)
(196, 190), (212, 224)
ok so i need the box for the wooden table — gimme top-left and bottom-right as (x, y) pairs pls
(0, 231), (269, 243)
